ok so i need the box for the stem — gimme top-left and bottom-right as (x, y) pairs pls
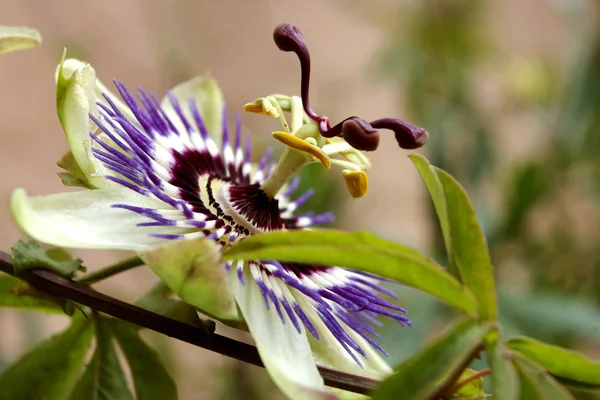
(0, 251), (378, 395)
(260, 147), (308, 198)
(74, 256), (144, 285)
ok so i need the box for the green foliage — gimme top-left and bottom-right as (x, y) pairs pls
(0, 274), (62, 313)
(485, 334), (519, 400)
(223, 229), (477, 314)
(411, 154), (497, 319)
(11, 241), (84, 278)
(0, 315), (94, 400)
(507, 337), (600, 391)
(0, 26), (41, 55)
(106, 320), (178, 400)
(373, 318), (492, 400)
(513, 356), (575, 400)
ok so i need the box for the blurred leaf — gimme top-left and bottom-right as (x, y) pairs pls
(373, 318), (491, 400)
(0, 26), (41, 55)
(485, 332), (519, 400)
(499, 290), (600, 341)
(135, 282), (214, 331)
(141, 237), (240, 322)
(11, 241), (84, 278)
(506, 336), (600, 390)
(0, 315), (94, 400)
(107, 320), (178, 400)
(501, 163), (550, 238)
(223, 229), (477, 314)
(69, 319), (134, 400)
(513, 355), (574, 400)
(0, 274), (62, 313)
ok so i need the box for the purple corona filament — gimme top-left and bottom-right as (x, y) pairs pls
(90, 80), (410, 366)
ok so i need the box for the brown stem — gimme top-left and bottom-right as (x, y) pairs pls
(0, 251), (378, 395)
(448, 368), (491, 394)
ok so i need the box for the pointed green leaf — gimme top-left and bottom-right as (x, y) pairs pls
(410, 155), (497, 319)
(453, 369), (487, 399)
(141, 237), (241, 322)
(506, 336), (600, 389)
(409, 154), (457, 277)
(513, 355), (574, 400)
(0, 274), (62, 313)
(69, 319), (134, 400)
(373, 318), (492, 400)
(107, 320), (177, 400)
(485, 331), (519, 400)
(223, 229), (477, 314)
(0, 315), (94, 400)
(0, 26), (41, 55)
(11, 240), (84, 278)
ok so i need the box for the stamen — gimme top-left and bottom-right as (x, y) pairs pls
(342, 170), (368, 198)
(271, 131), (330, 168)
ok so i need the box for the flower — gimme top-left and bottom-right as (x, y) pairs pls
(12, 52), (414, 399)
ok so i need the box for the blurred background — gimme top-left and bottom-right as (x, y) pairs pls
(1, 0), (599, 398)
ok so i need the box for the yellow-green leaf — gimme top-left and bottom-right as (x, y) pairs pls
(0, 26), (41, 55)
(223, 229), (477, 314)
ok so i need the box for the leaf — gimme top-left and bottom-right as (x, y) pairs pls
(373, 318), (492, 400)
(485, 331), (519, 400)
(69, 318), (134, 400)
(107, 319), (178, 400)
(513, 355), (574, 400)
(135, 282), (215, 332)
(11, 241), (84, 278)
(410, 155), (497, 319)
(141, 237), (241, 322)
(0, 315), (94, 400)
(506, 336), (600, 390)
(0, 274), (62, 313)
(0, 26), (41, 55)
(409, 153), (456, 276)
(223, 229), (477, 314)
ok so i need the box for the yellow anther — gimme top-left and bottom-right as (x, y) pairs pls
(342, 170), (368, 198)
(272, 131), (331, 168)
(243, 98), (280, 118)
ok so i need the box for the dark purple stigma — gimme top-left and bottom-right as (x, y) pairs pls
(273, 23), (429, 152)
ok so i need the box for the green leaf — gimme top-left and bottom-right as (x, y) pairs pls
(107, 320), (178, 400)
(506, 336), (600, 390)
(0, 315), (94, 400)
(11, 241), (84, 278)
(485, 331), (519, 400)
(410, 155), (497, 319)
(513, 355), (574, 400)
(409, 153), (456, 276)
(0, 274), (62, 313)
(69, 319), (134, 400)
(135, 282), (215, 332)
(0, 26), (41, 55)
(141, 237), (241, 322)
(223, 229), (477, 314)
(373, 318), (492, 400)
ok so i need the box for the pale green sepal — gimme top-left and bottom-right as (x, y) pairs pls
(57, 151), (96, 189)
(140, 238), (241, 322)
(11, 187), (178, 251)
(229, 267), (336, 400)
(56, 51), (107, 188)
(160, 75), (224, 145)
(0, 26), (41, 55)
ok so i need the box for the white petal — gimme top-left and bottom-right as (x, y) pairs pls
(160, 76), (224, 146)
(228, 267), (335, 400)
(11, 187), (180, 251)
